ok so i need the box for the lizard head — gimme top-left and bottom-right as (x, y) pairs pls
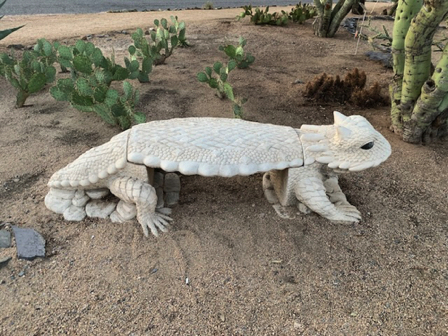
(300, 111), (392, 172)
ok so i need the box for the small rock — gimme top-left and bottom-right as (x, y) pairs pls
(0, 230), (11, 248)
(13, 178), (19, 183)
(164, 173), (180, 192)
(12, 226), (45, 260)
(86, 188), (109, 199)
(0, 256), (12, 269)
(292, 79), (304, 84)
(7, 44), (25, 50)
(86, 200), (116, 218)
(63, 205), (87, 221)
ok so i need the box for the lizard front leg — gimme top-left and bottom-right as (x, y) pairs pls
(293, 165), (361, 222)
(323, 173), (361, 219)
(108, 175), (172, 237)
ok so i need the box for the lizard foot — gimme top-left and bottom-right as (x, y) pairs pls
(329, 204), (362, 223)
(139, 212), (173, 237)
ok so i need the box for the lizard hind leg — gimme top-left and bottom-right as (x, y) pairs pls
(108, 176), (172, 237)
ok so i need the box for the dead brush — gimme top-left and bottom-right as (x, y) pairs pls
(303, 68), (388, 107)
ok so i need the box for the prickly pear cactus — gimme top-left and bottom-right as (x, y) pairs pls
(129, 15), (188, 75)
(0, 38), (57, 107)
(50, 40), (145, 129)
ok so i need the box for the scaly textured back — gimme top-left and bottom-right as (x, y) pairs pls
(127, 118), (304, 177)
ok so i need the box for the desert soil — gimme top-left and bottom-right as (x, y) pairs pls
(1, 4), (448, 336)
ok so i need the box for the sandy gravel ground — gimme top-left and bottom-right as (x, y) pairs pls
(1, 4), (448, 335)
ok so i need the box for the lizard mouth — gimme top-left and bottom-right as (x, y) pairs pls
(330, 159), (385, 173)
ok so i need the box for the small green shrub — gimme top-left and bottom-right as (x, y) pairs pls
(203, 1), (214, 10)
(129, 16), (188, 77)
(0, 0), (24, 40)
(237, 5), (289, 26)
(197, 60), (246, 118)
(0, 39), (57, 107)
(51, 40), (145, 129)
(219, 37), (255, 69)
(289, 3), (317, 23)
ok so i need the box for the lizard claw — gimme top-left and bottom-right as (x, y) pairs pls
(140, 213), (173, 237)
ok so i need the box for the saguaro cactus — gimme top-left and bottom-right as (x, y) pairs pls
(313, 0), (356, 38)
(390, 0), (448, 143)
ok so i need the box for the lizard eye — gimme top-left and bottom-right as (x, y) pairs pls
(361, 141), (374, 150)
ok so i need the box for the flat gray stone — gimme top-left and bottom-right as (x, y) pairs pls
(0, 256), (12, 269)
(12, 226), (45, 260)
(0, 230), (11, 248)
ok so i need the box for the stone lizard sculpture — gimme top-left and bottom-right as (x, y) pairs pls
(45, 112), (391, 237)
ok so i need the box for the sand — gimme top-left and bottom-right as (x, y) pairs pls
(1, 4), (448, 335)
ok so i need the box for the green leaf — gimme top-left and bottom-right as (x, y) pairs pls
(209, 78), (218, 89)
(71, 91), (94, 106)
(220, 71), (228, 82)
(8, 77), (21, 90)
(227, 60), (237, 72)
(161, 18), (168, 29)
(50, 86), (69, 101)
(128, 45), (136, 55)
(105, 88), (119, 106)
(58, 45), (73, 60)
(133, 112), (146, 124)
(213, 61), (223, 74)
(93, 85), (108, 103)
(42, 39), (53, 57)
(117, 116), (132, 130)
(58, 58), (72, 70)
(197, 72), (209, 83)
(111, 103), (127, 117)
(123, 81), (133, 100)
(138, 71), (150, 83)
(223, 83), (234, 101)
(27, 72), (47, 93)
(85, 42), (95, 56)
(91, 48), (104, 66)
(233, 103), (243, 118)
(142, 57), (152, 74)
(0, 25), (24, 40)
(224, 45), (236, 58)
(205, 66), (212, 77)
(76, 77), (94, 96)
(129, 59), (139, 72)
(171, 35), (178, 48)
(112, 65), (129, 81)
(73, 55), (92, 74)
(154, 19), (160, 27)
(75, 40), (86, 53)
(44, 66), (56, 83)
(92, 104), (117, 125)
(235, 46), (244, 57)
(56, 77), (75, 93)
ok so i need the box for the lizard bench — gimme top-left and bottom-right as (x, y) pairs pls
(45, 111), (391, 237)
